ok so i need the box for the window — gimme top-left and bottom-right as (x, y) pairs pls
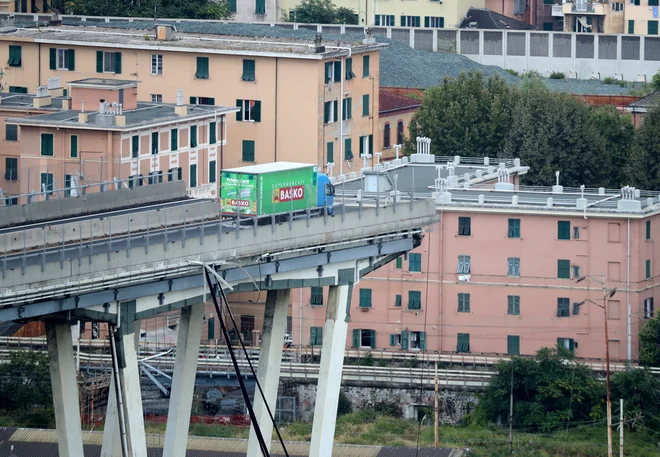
(389, 334), (402, 347)
(543, 22), (553, 31)
(631, 0), (640, 5)
(374, 15), (395, 26)
(5, 124), (17, 142)
(8, 45), (21, 67)
(70, 135), (78, 158)
(395, 294), (401, 307)
(148, 171), (163, 184)
(151, 94), (163, 103)
(324, 61), (341, 84)
(359, 288), (372, 308)
(242, 59), (256, 81)
(457, 333), (470, 353)
(458, 217), (471, 236)
(557, 259), (570, 279)
(507, 295), (520, 315)
(190, 125), (197, 148)
(49, 48), (74, 71)
(4, 157), (17, 180)
(189, 164), (197, 188)
(408, 291), (422, 310)
(353, 329), (376, 348)
(151, 54), (163, 75)
(646, 259), (651, 279)
(97, 51), (121, 74)
(41, 133), (54, 156)
(611, 2), (624, 11)
(151, 132), (159, 154)
(409, 331), (426, 350)
(573, 226), (580, 239)
(190, 96), (215, 105)
(396, 121), (404, 145)
(171, 129), (178, 151)
(383, 123), (391, 148)
(644, 297), (654, 319)
(8, 86), (27, 94)
(424, 16), (445, 28)
(210, 122), (217, 145)
(650, 0), (659, 5)
(362, 94), (370, 117)
(168, 167), (179, 182)
(507, 258), (520, 277)
(557, 338), (575, 352)
(458, 255), (471, 274)
(628, 19), (635, 34)
(557, 298), (570, 317)
(558, 221), (570, 240)
(255, 0), (265, 14)
(195, 56), (209, 79)
(458, 293), (470, 312)
(363, 54), (370, 77)
(324, 101), (338, 124)
(409, 253), (422, 272)
(573, 265), (580, 279)
(131, 135), (139, 158)
(236, 99), (262, 123)
(358, 135), (373, 157)
(508, 219), (520, 238)
(401, 15), (421, 27)
(310, 286), (323, 305)
(242, 140), (255, 162)
(573, 302), (581, 315)
(209, 160), (216, 183)
(326, 142), (334, 164)
(310, 327), (323, 346)
(396, 257), (402, 269)
(64, 174), (72, 197)
(345, 58), (355, 80)
(646, 220), (651, 240)
(649, 20), (659, 35)
(40, 173), (54, 195)
(507, 335), (520, 356)
(344, 138), (353, 160)
(342, 98), (352, 121)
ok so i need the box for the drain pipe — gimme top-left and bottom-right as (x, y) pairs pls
(109, 326), (129, 457)
(336, 47), (352, 176)
(299, 288), (303, 351)
(627, 218), (631, 362)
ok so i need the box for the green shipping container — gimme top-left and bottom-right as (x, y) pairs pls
(220, 162), (318, 216)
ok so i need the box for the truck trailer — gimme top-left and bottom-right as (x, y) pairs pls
(220, 162), (334, 218)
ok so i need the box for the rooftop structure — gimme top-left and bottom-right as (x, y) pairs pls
(458, 7), (536, 30)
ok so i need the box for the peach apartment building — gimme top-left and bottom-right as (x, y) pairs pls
(0, 77), (236, 202)
(0, 24), (386, 175)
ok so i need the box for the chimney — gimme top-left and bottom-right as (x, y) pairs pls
(156, 24), (177, 41)
(362, 28), (376, 45)
(78, 100), (88, 123)
(33, 85), (51, 108)
(175, 89), (187, 116)
(47, 77), (64, 97)
(115, 103), (126, 126)
(314, 33), (325, 53)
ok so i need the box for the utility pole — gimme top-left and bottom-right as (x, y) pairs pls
(619, 399), (624, 457)
(508, 359), (514, 453)
(434, 362), (439, 448)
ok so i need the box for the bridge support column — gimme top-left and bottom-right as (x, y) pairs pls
(101, 321), (141, 457)
(247, 289), (291, 457)
(46, 321), (84, 457)
(309, 284), (352, 457)
(163, 303), (205, 457)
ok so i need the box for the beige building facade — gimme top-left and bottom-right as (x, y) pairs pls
(562, 0), (659, 35)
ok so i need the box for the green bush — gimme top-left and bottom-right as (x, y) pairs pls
(603, 76), (616, 85)
(505, 69), (519, 77)
(373, 401), (403, 418)
(549, 72), (565, 79)
(336, 391), (353, 416)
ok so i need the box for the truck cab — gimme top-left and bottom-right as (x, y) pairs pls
(316, 173), (335, 214)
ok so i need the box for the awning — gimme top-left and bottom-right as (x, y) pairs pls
(577, 17), (592, 29)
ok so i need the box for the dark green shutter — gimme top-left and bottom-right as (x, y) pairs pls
(68, 49), (75, 71)
(242, 140), (255, 162)
(389, 334), (396, 346)
(190, 125), (197, 147)
(400, 15), (405, 26)
(70, 135), (78, 158)
(209, 160), (216, 183)
(64, 174), (71, 197)
(190, 164), (197, 188)
(113, 52), (121, 73)
(347, 98), (352, 119)
(352, 329), (359, 348)
(210, 122), (216, 144)
(345, 138), (352, 160)
(208, 317), (215, 339)
(558, 221), (570, 240)
(327, 141), (334, 163)
(242, 59), (255, 81)
(41, 134), (53, 156)
(362, 94), (369, 116)
(507, 336), (520, 355)
(424, 16), (429, 27)
(647, 220), (651, 240)
(363, 55), (370, 77)
(132, 135), (139, 157)
(49, 47), (56, 69)
(401, 331), (409, 350)
(557, 260), (570, 279)
(229, 0), (236, 12)
(396, 257), (402, 268)
(415, 16), (420, 27)
(419, 332), (426, 350)
(359, 135), (364, 157)
(395, 294), (401, 307)
(253, 101), (261, 122)
(171, 129), (178, 151)
(333, 100), (338, 123)
(96, 50), (103, 73)
(190, 97), (197, 104)
(196, 57), (209, 79)
(368, 134), (373, 154)
(628, 20), (635, 34)
(324, 62), (332, 84)
(646, 259), (651, 279)
(649, 21), (658, 35)
(370, 330), (376, 349)
(236, 99), (243, 121)
(333, 61), (341, 83)
(324, 102), (330, 124)
(151, 131), (158, 154)
(375, 15), (380, 26)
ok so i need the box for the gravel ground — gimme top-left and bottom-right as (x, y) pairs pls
(13, 18), (646, 95)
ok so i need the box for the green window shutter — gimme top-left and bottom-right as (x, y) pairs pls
(41, 173), (53, 195)
(151, 131), (159, 154)
(646, 259), (651, 279)
(440, 17), (445, 27)
(359, 288), (372, 308)
(190, 125), (197, 147)
(41, 133), (53, 156)
(113, 52), (122, 74)
(415, 16), (420, 27)
(229, 0), (236, 12)
(408, 291), (421, 310)
(333, 100), (338, 123)
(557, 259), (570, 279)
(370, 330), (376, 349)
(310, 286), (323, 305)
(333, 61), (341, 83)
(209, 122), (217, 145)
(345, 58), (355, 80)
(368, 134), (373, 154)
(573, 302), (581, 315)
(70, 135), (78, 158)
(9, 45), (22, 67)
(424, 16), (429, 28)
(64, 174), (71, 197)
(362, 94), (370, 116)
(4, 157), (17, 180)
(344, 138), (353, 160)
(327, 141), (334, 163)
(396, 257), (402, 268)
(352, 329), (359, 348)
(400, 15), (405, 26)
(96, 50), (103, 73)
(419, 332), (426, 350)
(395, 294), (401, 307)
(190, 97), (197, 105)
(507, 336), (520, 356)
(457, 333), (470, 352)
(196, 57), (209, 79)
(209, 160), (216, 183)
(324, 62), (332, 84)
(236, 99), (243, 121)
(649, 21), (659, 35)
(557, 221), (570, 240)
(508, 218), (520, 238)
(401, 331), (409, 350)
(375, 15), (380, 26)
(311, 327), (323, 346)
(557, 298), (570, 317)
(255, 0), (265, 14)
(347, 98), (352, 119)
(253, 101), (261, 123)
(177, 167), (182, 180)
(628, 20), (635, 34)
(68, 49), (75, 71)
(171, 129), (178, 151)
(49, 47), (56, 70)
(459, 216), (471, 235)
(359, 135), (365, 157)
(190, 164), (197, 188)
(324, 102), (330, 124)
(131, 135), (139, 157)
(242, 59), (256, 81)
(242, 140), (255, 162)
(409, 253), (421, 272)
(207, 317), (215, 340)
(647, 220), (651, 240)
(389, 334), (396, 346)
(362, 55), (370, 77)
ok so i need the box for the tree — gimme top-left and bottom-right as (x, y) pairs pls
(625, 103), (660, 190)
(405, 72), (513, 158)
(285, 0), (357, 24)
(611, 368), (660, 432)
(0, 351), (53, 415)
(652, 70), (660, 93)
(56, 0), (232, 19)
(639, 316), (660, 367)
(479, 347), (604, 432)
(590, 105), (635, 189)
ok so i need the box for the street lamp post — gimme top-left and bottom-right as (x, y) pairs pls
(576, 273), (617, 457)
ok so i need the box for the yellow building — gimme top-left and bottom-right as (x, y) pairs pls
(281, 0), (484, 28)
(562, 0), (659, 35)
(0, 25), (386, 176)
(0, 0), (49, 13)
(626, 0), (660, 35)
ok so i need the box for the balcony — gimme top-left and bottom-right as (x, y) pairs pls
(552, 4), (564, 17)
(187, 183), (216, 199)
(563, 1), (606, 15)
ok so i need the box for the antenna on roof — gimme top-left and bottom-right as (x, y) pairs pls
(555, 171), (560, 187)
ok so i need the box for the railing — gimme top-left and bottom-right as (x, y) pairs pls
(552, 4), (565, 16)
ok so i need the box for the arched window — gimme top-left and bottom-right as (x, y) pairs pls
(396, 121), (404, 145)
(383, 123), (391, 149)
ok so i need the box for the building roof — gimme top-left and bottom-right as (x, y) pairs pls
(224, 162), (316, 174)
(0, 92), (67, 111)
(626, 90), (660, 112)
(68, 78), (138, 89)
(3, 26), (387, 59)
(6, 102), (238, 131)
(379, 90), (421, 115)
(458, 8), (536, 30)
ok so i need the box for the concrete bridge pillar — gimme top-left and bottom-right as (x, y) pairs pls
(309, 284), (352, 457)
(163, 303), (205, 457)
(46, 320), (84, 457)
(118, 325), (148, 457)
(247, 289), (291, 457)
